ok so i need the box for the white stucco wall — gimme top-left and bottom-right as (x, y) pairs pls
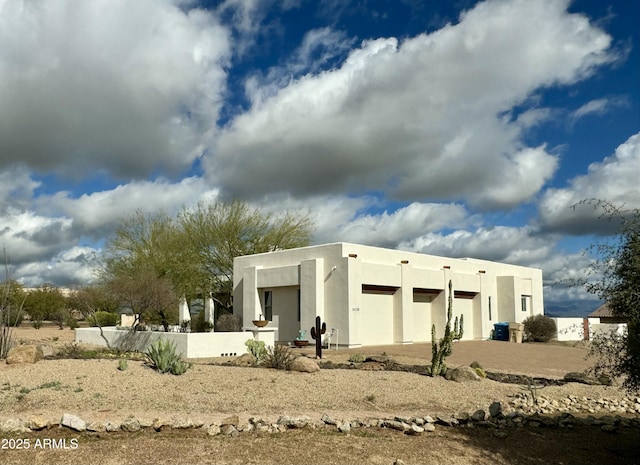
(233, 242), (544, 348)
(75, 327), (275, 358)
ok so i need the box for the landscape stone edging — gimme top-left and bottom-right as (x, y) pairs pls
(1, 405), (639, 437)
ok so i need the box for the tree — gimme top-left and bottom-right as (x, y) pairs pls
(579, 199), (640, 392)
(178, 201), (313, 310)
(101, 201), (314, 327)
(23, 284), (66, 329)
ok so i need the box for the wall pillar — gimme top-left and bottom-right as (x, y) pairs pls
(394, 262), (414, 343)
(242, 266), (261, 325)
(300, 258), (324, 337)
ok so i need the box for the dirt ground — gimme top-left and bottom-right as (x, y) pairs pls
(2, 324), (637, 465)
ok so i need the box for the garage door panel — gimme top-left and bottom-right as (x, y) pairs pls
(360, 293), (394, 346)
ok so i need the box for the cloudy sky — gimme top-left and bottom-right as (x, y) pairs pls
(1, 0), (638, 314)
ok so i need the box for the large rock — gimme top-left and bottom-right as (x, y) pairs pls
(229, 353), (257, 367)
(444, 365), (481, 382)
(6, 345), (44, 364)
(61, 413), (86, 432)
(290, 357), (320, 373)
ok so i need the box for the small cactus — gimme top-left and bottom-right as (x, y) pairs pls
(310, 316), (326, 359)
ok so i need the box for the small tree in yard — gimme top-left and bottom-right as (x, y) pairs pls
(1, 253), (24, 359)
(523, 314), (557, 342)
(577, 200), (640, 392)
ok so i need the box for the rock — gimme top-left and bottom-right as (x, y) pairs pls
(436, 414), (458, 427)
(105, 421), (121, 432)
(394, 460), (406, 465)
(121, 417), (141, 432)
(6, 345), (44, 364)
(489, 402), (503, 418)
(383, 420), (410, 432)
(229, 353), (257, 367)
(493, 430), (508, 439)
(471, 410), (486, 422)
(0, 418), (29, 433)
(207, 424), (221, 436)
(86, 422), (106, 432)
(407, 424), (425, 435)
(152, 418), (169, 431)
(321, 413), (337, 425)
(290, 357), (320, 373)
(424, 423), (436, 432)
(61, 413), (86, 432)
(27, 416), (49, 431)
(172, 418), (194, 429)
(221, 414), (240, 427)
(277, 415), (310, 429)
(222, 425), (239, 437)
(424, 415), (435, 424)
(337, 420), (351, 434)
(444, 366), (481, 382)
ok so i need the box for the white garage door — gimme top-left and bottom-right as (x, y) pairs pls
(360, 287), (395, 346)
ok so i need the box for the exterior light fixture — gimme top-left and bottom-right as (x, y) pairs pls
(478, 270), (486, 274)
(401, 260), (409, 264)
(348, 253), (357, 258)
(443, 265), (451, 269)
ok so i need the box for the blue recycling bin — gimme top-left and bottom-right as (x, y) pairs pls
(493, 322), (510, 341)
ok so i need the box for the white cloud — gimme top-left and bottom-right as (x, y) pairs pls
(207, 0), (615, 209)
(539, 132), (640, 233)
(0, 0), (230, 179)
(13, 246), (100, 287)
(571, 96), (629, 122)
(37, 177), (216, 234)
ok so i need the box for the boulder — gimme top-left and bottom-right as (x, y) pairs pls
(290, 357), (320, 373)
(221, 414), (239, 427)
(121, 417), (141, 432)
(6, 345), (44, 364)
(27, 416), (49, 431)
(444, 366), (481, 382)
(61, 413), (86, 432)
(229, 353), (257, 367)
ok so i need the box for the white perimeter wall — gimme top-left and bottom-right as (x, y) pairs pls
(75, 328), (275, 358)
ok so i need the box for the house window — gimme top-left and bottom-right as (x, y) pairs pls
(488, 296), (492, 321)
(521, 296), (528, 313)
(297, 289), (301, 322)
(264, 291), (273, 321)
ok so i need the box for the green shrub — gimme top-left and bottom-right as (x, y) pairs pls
(348, 353), (365, 363)
(263, 344), (294, 370)
(145, 339), (190, 375)
(523, 314), (557, 342)
(118, 359), (128, 371)
(215, 313), (241, 332)
(87, 311), (119, 327)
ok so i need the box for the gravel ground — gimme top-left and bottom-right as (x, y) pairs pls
(0, 356), (628, 427)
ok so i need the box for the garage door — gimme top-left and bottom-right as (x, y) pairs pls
(360, 285), (395, 346)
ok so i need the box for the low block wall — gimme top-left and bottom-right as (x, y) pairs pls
(75, 327), (275, 358)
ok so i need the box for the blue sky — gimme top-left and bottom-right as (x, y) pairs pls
(0, 0), (638, 314)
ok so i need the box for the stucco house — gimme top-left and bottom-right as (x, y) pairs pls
(233, 242), (544, 347)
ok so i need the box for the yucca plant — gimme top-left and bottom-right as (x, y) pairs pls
(145, 339), (189, 375)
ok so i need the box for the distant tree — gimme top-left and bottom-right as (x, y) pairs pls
(579, 199), (640, 392)
(0, 280), (26, 327)
(23, 284), (66, 329)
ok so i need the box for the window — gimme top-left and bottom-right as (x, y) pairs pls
(264, 291), (273, 321)
(488, 296), (492, 321)
(521, 296), (528, 313)
(297, 289), (301, 322)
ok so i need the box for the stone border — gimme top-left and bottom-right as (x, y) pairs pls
(2, 403), (639, 438)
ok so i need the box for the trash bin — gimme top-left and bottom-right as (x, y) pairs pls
(493, 322), (509, 341)
(509, 322), (524, 343)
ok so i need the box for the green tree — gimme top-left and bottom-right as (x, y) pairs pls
(178, 201), (313, 310)
(580, 200), (640, 392)
(101, 201), (313, 327)
(23, 284), (66, 329)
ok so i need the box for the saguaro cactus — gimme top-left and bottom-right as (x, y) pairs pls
(310, 316), (326, 359)
(430, 280), (463, 376)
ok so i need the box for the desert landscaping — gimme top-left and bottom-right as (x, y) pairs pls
(0, 324), (639, 465)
